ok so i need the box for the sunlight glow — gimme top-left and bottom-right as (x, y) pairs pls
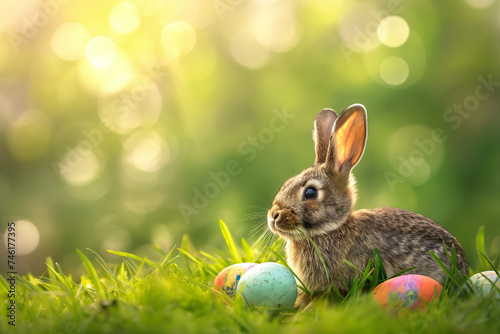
(377, 16), (410, 48)
(60, 150), (101, 186)
(98, 74), (162, 133)
(230, 29), (270, 69)
(124, 132), (167, 172)
(161, 21), (196, 57)
(464, 0), (496, 8)
(109, 2), (141, 34)
(251, 5), (298, 53)
(52, 22), (91, 61)
(4, 220), (40, 256)
(85, 36), (117, 67)
(379, 56), (409, 86)
(78, 53), (134, 94)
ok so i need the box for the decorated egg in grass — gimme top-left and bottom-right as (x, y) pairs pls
(468, 271), (500, 297)
(214, 263), (257, 299)
(237, 262), (297, 309)
(373, 274), (442, 312)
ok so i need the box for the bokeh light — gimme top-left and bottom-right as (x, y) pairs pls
(98, 73), (162, 133)
(85, 36), (117, 67)
(52, 22), (91, 61)
(338, 3), (381, 53)
(230, 29), (270, 69)
(464, 0), (496, 8)
(161, 21), (196, 57)
(377, 16), (410, 48)
(379, 56), (410, 86)
(78, 53), (134, 94)
(109, 2), (141, 34)
(251, 3), (299, 53)
(363, 32), (426, 87)
(3, 220), (40, 256)
(387, 125), (445, 187)
(60, 149), (101, 186)
(0, 0), (38, 32)
(123, 131), (167, 172)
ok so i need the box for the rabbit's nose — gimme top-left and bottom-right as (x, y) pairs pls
(273, 210), (281, 221)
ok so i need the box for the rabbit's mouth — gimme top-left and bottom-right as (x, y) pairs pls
(267, 206), (302, 238)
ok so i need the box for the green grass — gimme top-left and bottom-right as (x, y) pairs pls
(1, 221), (499, 334)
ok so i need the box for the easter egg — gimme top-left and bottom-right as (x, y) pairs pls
(468, 271), (500, 297)
(373, 274), (442, 312)
(214, 263), (257, 299)
(237, 262), (297, 309)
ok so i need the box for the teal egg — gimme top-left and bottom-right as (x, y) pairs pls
(237, 262), (297, 309)
(469, 271), (500, 297)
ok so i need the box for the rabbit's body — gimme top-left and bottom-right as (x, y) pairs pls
(288, 207), (468, 303)
(267, 105), (469, 308)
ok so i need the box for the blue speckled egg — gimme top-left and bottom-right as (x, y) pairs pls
(469, 271), (500, 297)
(237, 262), (297, 309)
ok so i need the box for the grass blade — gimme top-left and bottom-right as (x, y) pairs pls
(343, 259), (366, 276)
(160, 244), (178, 269)
(297, 228), (330, 284)
(476, 226), (489, 270)
(429, 250), (458, 286)
(0, 274), (9, 294)
(77, 249), (107, 299)
(107, 249), (158, 269)
(219, 220), (242, 263)
(241, 237), (254, 262)
(479, 251), (500, 277)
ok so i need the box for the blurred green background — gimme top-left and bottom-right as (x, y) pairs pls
(0, 0), (499, 275)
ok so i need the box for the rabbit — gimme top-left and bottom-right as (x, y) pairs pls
(267, 104), (469, 308)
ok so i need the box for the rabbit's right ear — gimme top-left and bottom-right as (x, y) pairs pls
(326, 104), (367, 173)
(313, 108), (337, 164)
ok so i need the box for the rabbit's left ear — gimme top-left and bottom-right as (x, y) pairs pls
(313, 108), (337, 164)
(327, 104), (367, 173)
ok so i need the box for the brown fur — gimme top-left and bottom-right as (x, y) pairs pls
(267, 104), (469, 308)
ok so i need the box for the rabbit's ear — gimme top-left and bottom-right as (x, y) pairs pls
(327, 104), (367, 173)
(313, 108), (337, 164)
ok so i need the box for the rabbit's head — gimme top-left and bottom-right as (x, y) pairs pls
(267, 104), (367, 241)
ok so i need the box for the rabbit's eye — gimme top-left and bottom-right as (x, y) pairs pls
(304, 187), (318, 200)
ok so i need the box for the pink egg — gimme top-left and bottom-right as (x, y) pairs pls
(213, 263), (257, 299)
(373, 274), (442, 312)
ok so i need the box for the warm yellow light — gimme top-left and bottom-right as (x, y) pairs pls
(124, 132), (167, 172)
(380, 56), (409, 86)
(465, 0), (495, 8)
(109, 2), (141, 34)
(230, 29), (270, 69)
(85, 36), (117, 67)
(98, 74), (162, 133)
(60, 150), (101, 186)
(251, 5), (298, 53)
(52, 22), (90, 60)
(4, 220), (40, 256)
(77, 53), (133, 95)
(161, 21), (196, 57)
(377, 16), (410, 48)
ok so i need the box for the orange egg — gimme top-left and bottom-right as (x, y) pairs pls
(213, 263), (257, 300)
(373, 274), (442, 312)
